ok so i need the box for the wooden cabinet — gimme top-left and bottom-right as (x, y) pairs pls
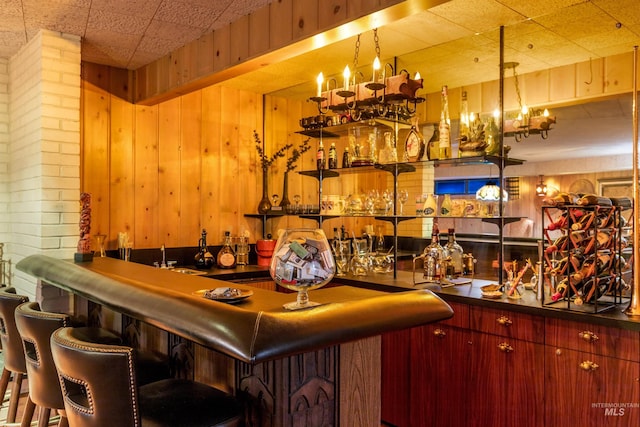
(382, 301), (639, 427)
(467, 306), (545, 427)
(409, 302), (470, 427)
(545, 318), (640, 427)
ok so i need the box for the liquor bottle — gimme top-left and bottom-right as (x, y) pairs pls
(216, 231), (237, 269)
(440, 194), (452, 216)
(438, 85), (452, 159)
(403, 118), (425, 162)
(423, 193), (437, 217)
(342, 147), (351, 168)
(194, 229), (214, 269)
(328, 142), (338, 169)
(444, 228), (464, 277)
(317, 140), (326, 170)
(484, 116), (500, 156)
(576, 194), (612, 206)
(426, 124), (440, 160)
(423, 223), (445, 283)
(458, 90), (470, 158)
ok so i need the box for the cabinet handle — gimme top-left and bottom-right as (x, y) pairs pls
(497, 316), (512, 327)
(579, 360), (599, 372)
(433, 328), (446, 338)
(498, 342), (514, 353)
(579, 331), (599, 343)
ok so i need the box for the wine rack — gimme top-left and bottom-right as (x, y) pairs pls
(541, 203), (630, 313)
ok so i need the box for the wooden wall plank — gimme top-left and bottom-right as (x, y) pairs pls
(293, 0), (319, 40)
(230, 15), (250, 66)
(81, 63), (111, 246)
(213, 26), (231, 73)
(549, 64), (576, 103)
(576, 57), (604, 99)
(249, 6), (270, 57)
(157, 98), (182, 247)
(237, 90), (262, 239)
(523, 68), (550, 107)
(319, 0), (347, 29)
(179, 91), (203, 246)
(109, 91), (135, 248)
(216, 86), (241, 240)
(269, 0), (293, 50)
(200, 86), (222, 236)
(196, 33), (214, 78)
(133, 104), (159, 248)
(604, 51), (633, 94)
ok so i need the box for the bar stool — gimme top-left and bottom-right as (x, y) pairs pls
(50, 327), (244, 427)
(15, 301), (72, 427)
(0, 289), (35, 425)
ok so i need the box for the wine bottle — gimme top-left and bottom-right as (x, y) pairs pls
(328, 142), (338, 169)
(427, 124), (440, 160)
(438, 85), (452, 159)
(216, 231), (237, 269)
(458, 90), (470, 158)
(404, 118), (425, 162)
(317, 140), (326, 170)
(342, 147), (351, 168)
(576, 194), (612, 206)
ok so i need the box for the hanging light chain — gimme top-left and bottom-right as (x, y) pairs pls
(353, 34), (361, 72)
(511, 65), (524, 111)
(373, 28), (381, 59)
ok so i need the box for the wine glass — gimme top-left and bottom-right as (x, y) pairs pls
(398, 189), (409, 215)
(269, 228), (336, 310)
(293, 194), (301, 213)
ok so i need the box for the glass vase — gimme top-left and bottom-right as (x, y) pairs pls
(257, 169), (272, 214)
(269, 228), (336, 310)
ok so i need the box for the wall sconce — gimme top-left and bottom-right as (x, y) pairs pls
(503, 62), (556, 142)
(535, 175), (547, 196)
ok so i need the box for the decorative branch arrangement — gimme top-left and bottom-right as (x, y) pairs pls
(253, 130), (311, 172)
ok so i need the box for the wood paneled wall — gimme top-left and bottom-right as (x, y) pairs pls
(82, 63), (269, 250)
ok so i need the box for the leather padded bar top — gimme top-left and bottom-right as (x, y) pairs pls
(17, 255), (453, 363)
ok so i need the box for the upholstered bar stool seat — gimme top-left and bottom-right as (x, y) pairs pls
(0, 289), (35, 425)
(51, 327), (243, 427)
(14, 302), (172, 427)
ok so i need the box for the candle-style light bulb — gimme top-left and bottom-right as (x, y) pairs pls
(316, 72), (323, 97)
(521, 104), (529, 115)
(372, 57), (380, 82)
(470, 112), (476, 124)
(343, 65), (350, 91)
(543, 108), (549, 117)
(415, 71), (421, 80)
(493, 109), (500, 118)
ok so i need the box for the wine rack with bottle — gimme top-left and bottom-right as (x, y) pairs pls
(541, 202), (630, 313)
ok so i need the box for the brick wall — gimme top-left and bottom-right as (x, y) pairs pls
(7, 30), (81, 298)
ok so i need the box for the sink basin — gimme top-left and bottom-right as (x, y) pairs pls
(171, 268), (208, 276)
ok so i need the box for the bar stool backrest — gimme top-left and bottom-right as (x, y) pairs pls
(50, 327), (140, 427)
(0, 289), (29, 373)
(15, 301), (70, 410)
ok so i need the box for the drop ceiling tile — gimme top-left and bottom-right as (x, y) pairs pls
(155, 1), (222, 30)
(89, 0), (162, 18)
(574, 27), (640, 52)
(594, 0), (640, 26)
(144, 19), (206, 45)
(87, 9), (150, 35)
(430, 0), (526, 33)
(1, 0), (23, 16)
(497, 0), (590, 19)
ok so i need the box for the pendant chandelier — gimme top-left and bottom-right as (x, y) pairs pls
(503, 62), (556, 142)
(308, 29), (424, 121)
(476, 180), (508, 202)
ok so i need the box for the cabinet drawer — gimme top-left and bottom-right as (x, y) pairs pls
(437, 301), (469, 328)
(546, 317), (640, 362)
(470, 306), (544, 343)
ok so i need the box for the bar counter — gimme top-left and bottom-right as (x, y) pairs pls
(17, 255), (453, 363)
